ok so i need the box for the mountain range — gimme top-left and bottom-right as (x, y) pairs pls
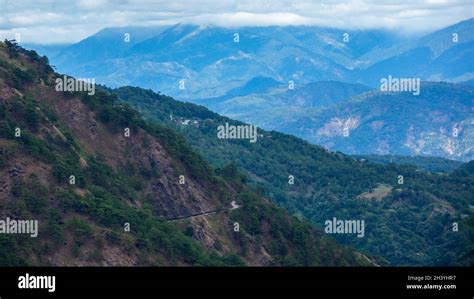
(34, 18), (474, 93)
(26, 18), (474, 160)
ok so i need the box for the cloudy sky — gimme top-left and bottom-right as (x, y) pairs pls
(0, 0), (473, 44)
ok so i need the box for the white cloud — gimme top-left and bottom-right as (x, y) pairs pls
(77, 0), (109, 9)
(183, 12), (314, 27)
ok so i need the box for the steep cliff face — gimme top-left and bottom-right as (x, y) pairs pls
(0, 41), (368, 266)
(40, 89), (222, 220)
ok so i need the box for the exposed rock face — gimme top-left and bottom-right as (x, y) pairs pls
(8, 164), (24, 177)
(317, 117), (361, 137)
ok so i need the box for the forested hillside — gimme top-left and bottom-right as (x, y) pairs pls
(352, 155), (464, 173)
(113, 86), (474, 266)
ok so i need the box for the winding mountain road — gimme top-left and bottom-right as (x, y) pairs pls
(167, 201), (241, 221)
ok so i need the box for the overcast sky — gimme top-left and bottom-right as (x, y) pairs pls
(0, 0), (473, 44)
